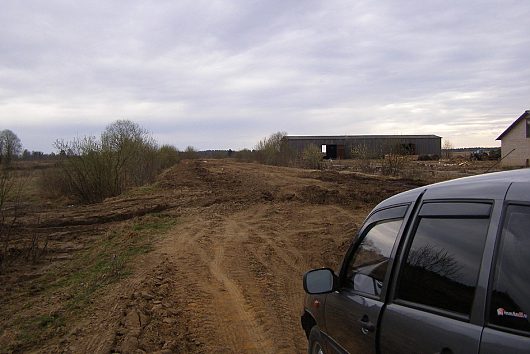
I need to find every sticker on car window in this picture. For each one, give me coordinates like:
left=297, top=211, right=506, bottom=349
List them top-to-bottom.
left=497, top=308, right=528, bottom=319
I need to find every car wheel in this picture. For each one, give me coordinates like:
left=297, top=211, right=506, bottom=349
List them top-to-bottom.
left=308, top=326, right=325, bottom=354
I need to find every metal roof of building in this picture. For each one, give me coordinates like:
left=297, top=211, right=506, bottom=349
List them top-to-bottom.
left=285, top=135, right=441, bottom=140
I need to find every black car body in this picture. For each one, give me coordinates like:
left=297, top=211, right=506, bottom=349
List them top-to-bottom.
left=301, top=168, right=530, bottom=354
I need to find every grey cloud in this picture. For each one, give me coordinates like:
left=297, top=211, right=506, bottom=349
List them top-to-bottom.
left=1, top=0, right=529, bottom=151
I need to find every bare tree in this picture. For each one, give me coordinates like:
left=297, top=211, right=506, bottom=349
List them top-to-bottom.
left=101, top=120, right=159, bottom=187
left=0, top=130, right=22, bottom=165
left=442, top=139, right=454, bottom=160
left=407, top=244, right=462, bottom=280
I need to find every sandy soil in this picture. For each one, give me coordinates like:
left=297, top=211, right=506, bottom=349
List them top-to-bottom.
left=0, top=159, right=422, bottom=353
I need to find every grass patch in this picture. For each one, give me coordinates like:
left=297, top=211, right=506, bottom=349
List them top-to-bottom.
left=4, top=213, right=177, bottom=352
left=132, top=213, right=177, bottom=232
left=60, top=214, right=176, bottom=310
left=5, top=313, right=66, bottom=352
left=36, top=313, right=65, bottom=329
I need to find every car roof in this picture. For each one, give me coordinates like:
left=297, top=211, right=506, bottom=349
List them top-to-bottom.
left=375, top=168, right=530, bottom=210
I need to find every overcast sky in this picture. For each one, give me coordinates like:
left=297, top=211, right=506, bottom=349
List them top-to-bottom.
left=1, top=0, right=529, bottom=152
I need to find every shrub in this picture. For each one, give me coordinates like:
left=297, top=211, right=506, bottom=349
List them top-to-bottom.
left=50, top=120, right=161, bottom=204
left=254, top=131, right=294, bottom=166
left=381, top=142, right=409, bottom=176
left=351, top=143, right=375, bottom=173
left=301, top=144, right=323, bottom=169
left=158, top=145, right=180, bottom=169
left=181, top=146, right=198, bottom=160
left=381, top=154, right=407, bottom=176
left=39, top=164, right=70, bottom=199
left=0, top=166, right=25, bottom=270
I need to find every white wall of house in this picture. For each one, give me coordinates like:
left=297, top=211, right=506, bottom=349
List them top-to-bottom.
left=501, top=117, right=530, bottom=167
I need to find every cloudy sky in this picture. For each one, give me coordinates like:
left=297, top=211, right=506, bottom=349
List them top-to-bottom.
left=1, top=0, right=529, bottom=152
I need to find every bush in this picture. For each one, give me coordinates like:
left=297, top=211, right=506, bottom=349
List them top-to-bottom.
left=50, top=120, right=161, bottom=204
left=100, top=120, right=159, bottom=187
left=255, top=131, right=294, bottom=166
left=381, top=142, right=409, bottom=176
left=351, top=143, right=375, bottom=173
left=301, top=144, right=323, bottom=169
left=158, top=145, right=180, bottom=169
left=181, top=146, right=198, bottom=160
left=381, top=154, right=406, bottom=176
left=39, top=164, right=70, bottom=199
left=0, top=166, right=25, bottom=270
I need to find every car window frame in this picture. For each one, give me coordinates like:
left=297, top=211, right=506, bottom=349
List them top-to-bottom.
left=390, top=199, right=495, bottom=323
left=485, top=201, right=530, bottom=338
left=337, top=203, right=411, bottom=302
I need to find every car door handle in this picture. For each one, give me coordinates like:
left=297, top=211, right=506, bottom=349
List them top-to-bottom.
left=359, top=315, right=375, bottom=334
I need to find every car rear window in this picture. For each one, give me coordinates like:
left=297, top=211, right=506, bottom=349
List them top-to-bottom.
left=396, top=202, right=491, bottom=318
left=489, top=205, right=530, bottom=334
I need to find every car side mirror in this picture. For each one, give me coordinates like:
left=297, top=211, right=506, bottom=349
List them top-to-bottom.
left=303, top=268, right=337, bottom=294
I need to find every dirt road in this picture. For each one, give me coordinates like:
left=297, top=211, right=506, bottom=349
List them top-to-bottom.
left=1, top=160, right=419, bottom=353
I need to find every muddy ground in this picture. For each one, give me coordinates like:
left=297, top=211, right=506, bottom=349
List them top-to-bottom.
left=1, top=159, right=489, bottom=353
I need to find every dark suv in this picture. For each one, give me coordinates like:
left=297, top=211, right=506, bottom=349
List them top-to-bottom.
left=301, top=169, right=530, bottom=354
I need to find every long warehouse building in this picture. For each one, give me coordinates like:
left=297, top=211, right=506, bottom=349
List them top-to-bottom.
left=284, top=135, right=442, bottom=159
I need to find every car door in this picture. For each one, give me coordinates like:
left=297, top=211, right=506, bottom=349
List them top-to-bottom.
left=379, top=201, right=493, bottom=354
left=480, top=203, right=530, bottom=354
left=323, top=204, right=409, bottom=354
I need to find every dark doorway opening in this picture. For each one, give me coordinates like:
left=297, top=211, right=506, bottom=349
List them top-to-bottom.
left=323, top=144, right=345, bottom=159
left=325, top=145, right=337, bottom=159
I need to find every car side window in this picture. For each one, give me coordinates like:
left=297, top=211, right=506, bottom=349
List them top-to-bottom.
left=396, top=203, right=491, bottom=318
left=489, top=205, right=530, bottom=334
left=345, top=218, right=403, bottom=298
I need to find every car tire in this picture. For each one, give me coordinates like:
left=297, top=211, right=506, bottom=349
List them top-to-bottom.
left=308, top=326, right=325, bottom=354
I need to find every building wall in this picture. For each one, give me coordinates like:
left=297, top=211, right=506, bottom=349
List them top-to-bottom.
left=501, top=118, right=530, bottom=167
left=285, top=136, right=441, bottom=158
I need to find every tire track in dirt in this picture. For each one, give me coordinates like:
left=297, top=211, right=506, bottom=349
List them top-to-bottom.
left=205, top=204, right=312, bottom=353
left=147, top=209, right=273, bottom=353
left=204, top=218, right=275, bottom=353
